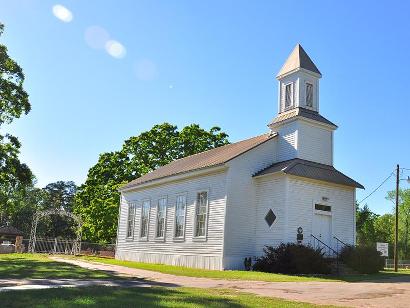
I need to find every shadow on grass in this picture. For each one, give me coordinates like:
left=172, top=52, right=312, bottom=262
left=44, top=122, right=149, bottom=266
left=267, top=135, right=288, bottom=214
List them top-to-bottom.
left=0, top=255, right=113, bottom=280
left=0, top=286, right=315, bottom=308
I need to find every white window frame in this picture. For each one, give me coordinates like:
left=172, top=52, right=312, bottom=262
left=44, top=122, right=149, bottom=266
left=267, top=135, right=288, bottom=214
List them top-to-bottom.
left=284, top=82, right=294, bottom=109
left=305, top=82, right=314, bottom=108
left=193, top=190, right=209, bottom=241
left=173, top=193, right=188, bottom=241
left=155, top=196, right=168, bottom=240
left=139, top=199, right=151, bottom=240
left=126, top=202, right=137, bottom=239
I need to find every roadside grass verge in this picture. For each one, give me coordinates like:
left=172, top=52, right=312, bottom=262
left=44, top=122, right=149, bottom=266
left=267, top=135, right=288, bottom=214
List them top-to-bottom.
left=0, top=254, right=114, bottom=280
left=72, top=255, right=330, bottom=282
left=73, top=256, right=410, bottom=283
left=0, top=286, right=337, bottom=308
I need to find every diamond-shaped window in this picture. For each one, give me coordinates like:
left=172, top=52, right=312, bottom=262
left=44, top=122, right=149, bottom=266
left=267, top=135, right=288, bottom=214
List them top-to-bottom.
left=265, top=209, right=276, bottom=227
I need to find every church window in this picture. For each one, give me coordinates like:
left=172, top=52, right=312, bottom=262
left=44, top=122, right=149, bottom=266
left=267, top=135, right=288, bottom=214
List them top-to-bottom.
left=306, top=82, right=313, bottom=107
left=285, top=83, right=293, bottom=108
left=195, top=191, right=208, bottom=237
left=174, top=194, right=186, bottom=238
left=156, top=197, right=167, bottom=238
left=140, top=200, right=150, bottom=238
left=126, top=202, right=136, bottom=238
left=315, top=204, right=331, bottom=212
left=265, top=209, right=277, bottom=227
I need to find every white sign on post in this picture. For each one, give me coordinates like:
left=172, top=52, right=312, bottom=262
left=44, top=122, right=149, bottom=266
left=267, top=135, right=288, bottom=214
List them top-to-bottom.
left=376, top=242, right=389, bottom=257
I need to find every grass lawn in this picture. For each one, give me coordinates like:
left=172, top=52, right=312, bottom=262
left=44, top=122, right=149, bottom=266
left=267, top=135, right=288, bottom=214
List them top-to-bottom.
left=0, top=254, right=113, bottom=280
left=74, top=255, right=410, bottom=283
left=0, top=286, right=336, bottom=308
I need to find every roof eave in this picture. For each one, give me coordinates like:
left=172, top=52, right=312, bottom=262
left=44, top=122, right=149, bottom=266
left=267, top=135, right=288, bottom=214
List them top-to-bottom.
left=276, top=67, right=322, bottom=80
left=268, top=115, right=337, bottom=130
left=253, top=158, right=364, bottom=189
left=119, top=164, right=228, bottom=193
left=286, top=172, right=364, bottom=189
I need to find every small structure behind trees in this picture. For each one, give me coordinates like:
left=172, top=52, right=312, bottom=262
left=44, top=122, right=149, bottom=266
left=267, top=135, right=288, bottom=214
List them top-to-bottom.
left=0, top=225, right=24, bottom=253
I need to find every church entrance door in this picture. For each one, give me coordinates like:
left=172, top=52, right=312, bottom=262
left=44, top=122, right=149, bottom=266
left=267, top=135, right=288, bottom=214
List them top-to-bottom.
left=312, top=213, right=332, bottom=251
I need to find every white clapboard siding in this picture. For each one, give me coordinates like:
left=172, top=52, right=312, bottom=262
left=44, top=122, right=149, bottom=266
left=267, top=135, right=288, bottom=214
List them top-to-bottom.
left=297, top=121, right=333, bottom=165
left=277, top=122, right=298, bottom=162
left=222, top=138, right=277, bottom=270
left=116, top=170, right=227, bottom=270
left=254, top=174, right=287, bottom=255
left=285, top=176, right=355, bottom=246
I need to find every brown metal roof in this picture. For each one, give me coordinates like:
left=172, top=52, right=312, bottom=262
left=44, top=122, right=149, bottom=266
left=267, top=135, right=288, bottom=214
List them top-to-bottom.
left=277, top=44, right=321, bottom=78
left=269, top=107, right=337, bottom=127
left=121, top=133, right=277, bottom=190
left=254, top=158, right=364, bottom=189
left=0, top=225, right=24, bottom=236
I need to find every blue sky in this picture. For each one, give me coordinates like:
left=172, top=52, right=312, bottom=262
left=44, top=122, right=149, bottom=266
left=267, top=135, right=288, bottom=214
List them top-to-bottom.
left=1, top=0, right=409, bottom=214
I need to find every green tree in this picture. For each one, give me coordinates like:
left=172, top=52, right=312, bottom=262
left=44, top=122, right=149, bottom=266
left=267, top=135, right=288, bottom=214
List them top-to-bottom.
left=0, top=22, right=33, bottom=227
left=0, top=23, right=30, bottom=125
left=75, top=123, right=229, bottom=243
left=35, top=181, right=78, bottom=238
left=42, top=181, right=77, bottom=211
left=1, top=182, right=44, bottom=236
left=387, top=189, right=410, bottom=258
left=356, top=203, right=378, bottom=245
left=373, top=213, right=394, bottom=244
left=373, top=213, right=394, bottom=258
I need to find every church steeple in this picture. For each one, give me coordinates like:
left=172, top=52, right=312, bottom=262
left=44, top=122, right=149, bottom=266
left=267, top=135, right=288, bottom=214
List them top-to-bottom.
left=269, top=44, right=337, bottom=166
left=276, top=44, right=321, bottom=114
left=277, top=44, right=321, bottom=78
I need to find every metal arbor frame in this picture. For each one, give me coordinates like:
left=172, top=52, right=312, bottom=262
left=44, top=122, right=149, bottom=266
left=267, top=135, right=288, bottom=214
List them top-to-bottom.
left=28, top=208, right=82, bottom=254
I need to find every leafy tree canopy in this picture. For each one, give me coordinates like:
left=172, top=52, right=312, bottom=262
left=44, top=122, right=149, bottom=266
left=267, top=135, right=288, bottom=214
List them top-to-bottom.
left=0, top=22, right=34, bottom=228
left=0, top=23, right=31, bottom=125
left=75, top=123, right=229, bottom=243
left=35, top=181, right=78, bottom=238
left=42, top=181, right=77, bottom=211
left=356, top=189, right=410, bottom=259
left=386, top=189, right=410, bottom=258
left=356, top=203, right=379, bottom=245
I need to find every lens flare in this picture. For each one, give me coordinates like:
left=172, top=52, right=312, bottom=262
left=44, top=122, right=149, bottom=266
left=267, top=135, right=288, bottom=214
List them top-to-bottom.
left=52, top=4, right=73, bottom=23
left=84, top=26, right=110, bottom=49
left=105, top=40, right=126, bottom=59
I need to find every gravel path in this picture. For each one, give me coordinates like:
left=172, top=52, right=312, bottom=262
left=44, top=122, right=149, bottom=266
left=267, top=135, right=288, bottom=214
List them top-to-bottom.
left=6, top=256, right=410, bottom=308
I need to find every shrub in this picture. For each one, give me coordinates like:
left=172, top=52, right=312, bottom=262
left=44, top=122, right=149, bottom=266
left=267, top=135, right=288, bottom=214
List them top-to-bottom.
left=252, top=243, right=331, bottom=275
left=339, top=245, right=384, bottom=274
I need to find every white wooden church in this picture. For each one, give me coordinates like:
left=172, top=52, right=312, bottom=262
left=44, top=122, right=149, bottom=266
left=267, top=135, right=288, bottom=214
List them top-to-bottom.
left=116, top=44, right=363, bottom=270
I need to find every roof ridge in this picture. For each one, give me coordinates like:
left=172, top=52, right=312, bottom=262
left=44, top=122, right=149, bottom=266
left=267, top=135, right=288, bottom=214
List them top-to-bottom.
left=121, top=132, right=276, bottom=190
left=169, top=133, right=271, bottom=163
left=289, top=158, right=334, bottom=170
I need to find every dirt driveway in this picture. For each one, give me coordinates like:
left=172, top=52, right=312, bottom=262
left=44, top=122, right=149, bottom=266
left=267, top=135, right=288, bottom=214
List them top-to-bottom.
left=52, top=257, right=410, bottom=308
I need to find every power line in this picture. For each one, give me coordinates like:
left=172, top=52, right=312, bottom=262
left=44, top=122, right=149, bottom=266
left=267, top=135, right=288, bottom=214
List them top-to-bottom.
left=358, top=172, right=395, bottom=204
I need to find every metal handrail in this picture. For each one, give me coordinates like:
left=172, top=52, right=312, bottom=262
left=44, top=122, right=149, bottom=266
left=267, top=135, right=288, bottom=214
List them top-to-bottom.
left=310, top=234, right=339, bottom=257
left=311, top=234, right=340, bottom=275
left=333, top=236, right=348, bottom=248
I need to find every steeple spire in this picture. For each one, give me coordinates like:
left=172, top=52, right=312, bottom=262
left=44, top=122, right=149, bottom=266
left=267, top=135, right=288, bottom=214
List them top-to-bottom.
left=277, top=44, right=321, bottom=78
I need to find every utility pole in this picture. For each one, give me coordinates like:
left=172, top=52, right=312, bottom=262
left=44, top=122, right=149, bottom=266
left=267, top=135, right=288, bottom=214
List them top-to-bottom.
left=394, top=164, right=400, bottom=272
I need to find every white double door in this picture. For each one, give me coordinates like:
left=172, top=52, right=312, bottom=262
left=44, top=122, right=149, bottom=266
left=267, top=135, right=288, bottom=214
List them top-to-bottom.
left=312, top=213, right=332, bottom=248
